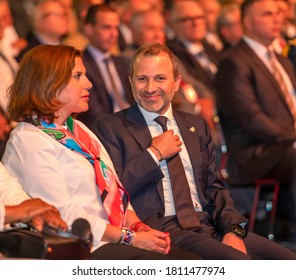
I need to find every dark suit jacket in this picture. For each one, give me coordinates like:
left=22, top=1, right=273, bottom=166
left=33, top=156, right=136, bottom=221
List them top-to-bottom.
left=167, top=39, right=221, bottom=91
left=215, top=39, right=296, bottom=182
left=77, top=48, right=134, bottom=129
left=92, top=103, right=246, bottom=233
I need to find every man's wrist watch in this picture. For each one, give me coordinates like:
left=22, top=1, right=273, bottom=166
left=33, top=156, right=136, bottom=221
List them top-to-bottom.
left=231, top=222, right=248, bottom=238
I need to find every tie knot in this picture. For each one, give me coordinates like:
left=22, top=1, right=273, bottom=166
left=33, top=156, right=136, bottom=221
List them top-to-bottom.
left=195, top=50, right=207, bottom=60
left=103, top=56, right=111, bottom=66
left=154, top=116, right=168, bottom=132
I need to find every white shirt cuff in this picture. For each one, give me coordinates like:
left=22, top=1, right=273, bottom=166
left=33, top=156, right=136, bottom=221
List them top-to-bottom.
left=147, top=148, right=160, bottom=165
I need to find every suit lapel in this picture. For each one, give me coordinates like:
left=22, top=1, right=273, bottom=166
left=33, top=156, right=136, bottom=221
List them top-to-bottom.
left=202, top=39, right=220, bottom=66
left=82, top=48, right=114, bottom=113
left=277, top=54, right=296, bottom=90
left=126, top=104, right=153, bottom=150
left=126, top=104, right=165, bottom=202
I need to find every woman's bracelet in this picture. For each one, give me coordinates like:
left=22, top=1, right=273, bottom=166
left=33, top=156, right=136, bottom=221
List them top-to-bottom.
left=150, top=144, right=163, bottom=161
left=130, top=221, right=150, bottom=232
left=117, top=227, right=126, bottom=244
left=120, top=227, right=136, bottom=246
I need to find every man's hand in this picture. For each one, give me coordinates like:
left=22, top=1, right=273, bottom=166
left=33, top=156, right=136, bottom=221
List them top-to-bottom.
left=150, top=130, right=182, bottom=161
left=5, top=198, right=67, bottom=231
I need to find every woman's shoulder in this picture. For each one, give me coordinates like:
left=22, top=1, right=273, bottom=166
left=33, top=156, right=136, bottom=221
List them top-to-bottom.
left=8, top=122, right=58, bottom=149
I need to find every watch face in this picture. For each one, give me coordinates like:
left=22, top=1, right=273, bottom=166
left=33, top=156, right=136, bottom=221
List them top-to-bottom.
left=232, top=224, right=247, bottom=238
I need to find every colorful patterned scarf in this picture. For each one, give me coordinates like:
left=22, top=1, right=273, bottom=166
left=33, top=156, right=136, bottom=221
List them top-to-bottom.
left=27, top=116, right=127, bottom=227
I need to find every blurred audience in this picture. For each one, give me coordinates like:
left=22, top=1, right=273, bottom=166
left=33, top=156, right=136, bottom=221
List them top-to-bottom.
left=0, top=0, right=18, bottom=159
left=0, top=0, right=27, bottom=58
left=8, top=0, right=34, bottom=38
left=16, top=0, right=69, bottom=62
left=59, top=0, right=79, bottom=41
left=63, top=0, right=92, bottom=50
left=109, top=0, right=151, bottom=52
left=165, top=0, right=222, bottom=148
left=166, top=0, right=220, bottom=97
left=198, top=0, right=223, bottom=51
left=215, top=0, right=296, bottom=236
left=276, top=0, right=296, bottom=70
left=277, top=0, right=296, bottom=40
left=216, top=3, right=243, bottom=52
left=122, top=10, right=166, bottom=57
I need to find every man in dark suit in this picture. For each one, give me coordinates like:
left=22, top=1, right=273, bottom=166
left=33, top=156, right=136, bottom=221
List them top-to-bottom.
left=165, top=0, right=221, bottom=92
left=215, top=0, right=296, bottom=225
left=77, top=4, right=133, bottom=129
left=92, top=42, right=296, bottom=259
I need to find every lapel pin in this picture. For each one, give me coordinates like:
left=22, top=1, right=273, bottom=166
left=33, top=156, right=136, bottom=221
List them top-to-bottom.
left=189, top=127, right=196, bottom=132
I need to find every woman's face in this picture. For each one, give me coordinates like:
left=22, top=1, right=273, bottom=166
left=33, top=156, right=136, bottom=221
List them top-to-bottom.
left=55, top=56, right=92, bottom=124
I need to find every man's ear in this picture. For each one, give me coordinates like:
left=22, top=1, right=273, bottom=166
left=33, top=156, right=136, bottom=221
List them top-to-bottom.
left=174, top=74, right=182, bottom=92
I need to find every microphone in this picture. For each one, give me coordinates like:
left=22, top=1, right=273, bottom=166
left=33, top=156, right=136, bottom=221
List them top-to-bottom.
left=42, top=218, right=93, bottom=248
left=71, top=218, right=93, bottom=248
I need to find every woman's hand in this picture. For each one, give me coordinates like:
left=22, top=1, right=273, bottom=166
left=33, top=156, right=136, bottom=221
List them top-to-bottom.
left=132, top=228, right=171, bottom=255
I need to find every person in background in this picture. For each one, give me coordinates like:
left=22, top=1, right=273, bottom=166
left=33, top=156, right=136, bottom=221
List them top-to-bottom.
left=0, top=0, right=19, bottom=158
left=0, top=0, right=27, bottom=58
left=8, top=0, right=35, bottom=38
left=16, top=0, right=69, bottom=62
left=60, top=0, right=105, bottom=50
left=63, top=0, right=92, bottom=50
left=108, top=0, right=152, bottom=52
left=165, top=0, right=221, bottom=93
left=165, top=0, right=223, bottom=158
left=198, top=0, right=223, bottom=51
left=215, top=0, right=296, bottom=239
left=216, top=3, right=243, bottom=52
left=77, top=4, right=134, bottom=129
left=122, top=9, right=166, bottom=58
left=2, top=44, right=201, bottom=260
